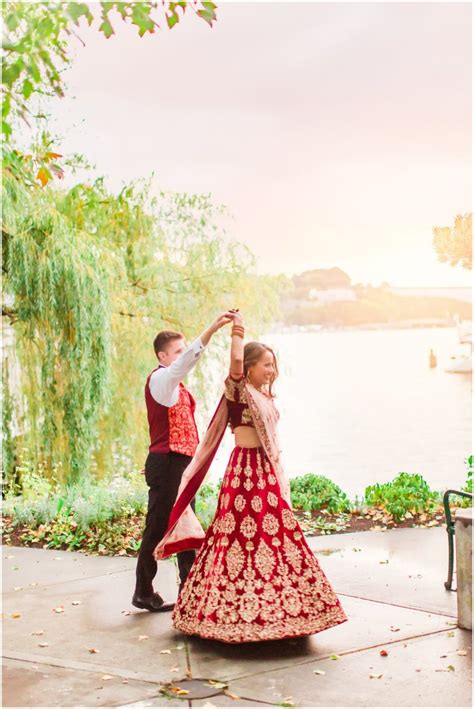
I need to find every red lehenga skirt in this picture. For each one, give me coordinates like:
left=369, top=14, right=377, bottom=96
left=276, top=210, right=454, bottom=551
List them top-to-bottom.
left=172, top=446, right=348, bottom=643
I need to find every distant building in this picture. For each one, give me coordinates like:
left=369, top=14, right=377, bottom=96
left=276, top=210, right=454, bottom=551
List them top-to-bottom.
left=308, top=287, right=356, bottom=303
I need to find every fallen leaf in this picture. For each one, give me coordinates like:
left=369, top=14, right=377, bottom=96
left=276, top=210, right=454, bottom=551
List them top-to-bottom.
left=117, top=550, right=127, bottom=556
left=379, top=559, right=389, bottom=564
left=30, top=582, right=38, bottom=587
left=14, top=586, right=22, bottom=591
left=71, top=601, right=81, bottom=606
left=53, top=607, right=64, bottom=614
left=121, top=610, right=131, bottom=616
left=11, top=612, right=21, bottom=619
left=390, top=626, right=400, bottom=632
left=31, top=630, right=44, bottom=636
left=447, top=631, right=455, bottom=637
left=138, top=635, right=149, bottom=641
left=38, top=642, right=49, bottom=648
left=175, top=644, right=184, bottom=650
left=88, top=648, right=100, bottom=654
left=160, top=649, right=172, bottom=654
left=380, top=649, right=388, bottom=657
left=456, top=650, right=468, bottom=656
left=329, top=654, right=341, bottom=660
left=440, top=654, right=448, bottom=658
left=447, top=665, right=455, bottom=672
left=170, top=666, right=180, bottom=673
left=313, top=669, right=326, bottom=675
left=369, top=673, right=383, bottom=679
left=101, top=675, right=114, bottom=681
left=122, top=680, right=129, bottom=684
left=205, top=680, right=228, bottom=689
left=176, top=689, right=189, bottom=696
left=224, top=690, right=240, bottom=700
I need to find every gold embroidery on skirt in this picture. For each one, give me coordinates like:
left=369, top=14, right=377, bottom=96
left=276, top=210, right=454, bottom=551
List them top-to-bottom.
left=267, top=491, right=278, bottom=507
left=234, top=494, right=246, bottom=512
left=251, top=495, right=263, bottom=513
left=282, top=508, right=297, bottom=530
left=219, top=511, right=236, bottom=535
left=262, top=513, right=279, bottom=535
left=240, top=515, right=257, bottom=539
left=283, top=533, right=303, bottom=574
left=226, top=539, right=245, bottom=580
left=255, top=539, right=276, bottom=579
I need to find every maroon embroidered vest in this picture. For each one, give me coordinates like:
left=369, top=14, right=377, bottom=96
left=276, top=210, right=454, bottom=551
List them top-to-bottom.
left=145, top=368, right=199, bottom=457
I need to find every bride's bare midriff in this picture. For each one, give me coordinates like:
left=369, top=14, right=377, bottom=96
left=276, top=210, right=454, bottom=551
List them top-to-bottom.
left=233, top=426, right=262, bottom=448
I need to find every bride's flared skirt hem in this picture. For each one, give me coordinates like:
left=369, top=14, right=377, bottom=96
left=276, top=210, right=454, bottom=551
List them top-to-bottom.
left=173, top=609, right=348, bottom=644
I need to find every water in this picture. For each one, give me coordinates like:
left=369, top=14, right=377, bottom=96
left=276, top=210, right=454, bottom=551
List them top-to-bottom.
left=209, top=327, right=472, bottom=500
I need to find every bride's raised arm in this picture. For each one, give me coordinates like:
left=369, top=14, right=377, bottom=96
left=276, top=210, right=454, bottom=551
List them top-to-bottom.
left=228, top=310, right=244, bottom=380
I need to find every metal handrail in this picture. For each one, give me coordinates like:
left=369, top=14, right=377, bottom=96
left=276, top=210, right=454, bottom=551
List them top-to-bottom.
left=443, top=488, right=473, bottom=591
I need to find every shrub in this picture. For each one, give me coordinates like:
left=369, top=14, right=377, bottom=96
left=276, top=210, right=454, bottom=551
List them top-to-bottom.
left=364, top=472, right=439, bottom=522
left=290, top=474, right=351, bottom=514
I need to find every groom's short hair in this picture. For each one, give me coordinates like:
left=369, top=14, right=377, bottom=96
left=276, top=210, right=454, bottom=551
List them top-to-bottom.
left=153, top=330, right=184, bottom=357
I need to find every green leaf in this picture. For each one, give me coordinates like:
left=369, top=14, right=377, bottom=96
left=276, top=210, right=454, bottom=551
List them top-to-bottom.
left=115, top=2, right=129, bottom=19
left=67, top=3, right=94, bottom=26
left=131, top=3, right=155, bottom=36
left=197, top=6, right=217, bottom=26
left=166, top=12, right=179, bottom=29
left=5, top=13, right=20, bottom=32
left=37, top=15, right=55, bottom=37
left=99, top=19, right=115, bottom=39
left=3, top=59, right=24, bottom=86
left=28, top=60, right=41, bottom=83
left=22, top=79, right=34, bottom=99
left=2, top=94, right=11, bottom=118
left=2, top=121, right=12, bottom=138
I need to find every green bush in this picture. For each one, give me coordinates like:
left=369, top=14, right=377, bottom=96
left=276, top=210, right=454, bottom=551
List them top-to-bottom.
left=364, top=472, right=440, bottom=522
left=290, top=474, right=352, bottom=514
left=196, top=480, right=220, bottom=529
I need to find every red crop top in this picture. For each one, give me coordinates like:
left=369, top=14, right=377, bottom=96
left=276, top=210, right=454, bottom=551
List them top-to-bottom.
left=224, top=374, right=255, bottom=432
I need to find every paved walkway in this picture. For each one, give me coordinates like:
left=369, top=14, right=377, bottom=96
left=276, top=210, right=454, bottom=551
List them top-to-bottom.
left=2, top=527, right=472, bottom=707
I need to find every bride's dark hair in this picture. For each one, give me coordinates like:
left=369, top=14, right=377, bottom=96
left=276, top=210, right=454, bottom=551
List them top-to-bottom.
left=243, top=342, right=279, bottom=397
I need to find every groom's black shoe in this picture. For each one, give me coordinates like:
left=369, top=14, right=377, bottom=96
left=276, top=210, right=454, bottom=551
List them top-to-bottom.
left=132, top=591, right=175, bottom=613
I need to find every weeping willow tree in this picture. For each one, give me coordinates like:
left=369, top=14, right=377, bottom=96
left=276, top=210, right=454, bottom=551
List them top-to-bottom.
left=2, top=172, right=288, bottom=485
left=2, top=175, right=116, bottom=482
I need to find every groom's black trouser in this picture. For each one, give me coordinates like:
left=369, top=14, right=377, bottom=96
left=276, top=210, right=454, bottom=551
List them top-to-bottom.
left=135, top=451, right=196, bottom=597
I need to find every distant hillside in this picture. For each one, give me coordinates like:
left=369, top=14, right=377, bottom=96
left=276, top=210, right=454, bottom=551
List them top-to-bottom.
left=282, top=270, right=472, bottom=327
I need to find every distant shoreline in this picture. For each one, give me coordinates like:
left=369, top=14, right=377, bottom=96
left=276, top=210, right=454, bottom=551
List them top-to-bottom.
left=270, top=320, right=469, bottom=335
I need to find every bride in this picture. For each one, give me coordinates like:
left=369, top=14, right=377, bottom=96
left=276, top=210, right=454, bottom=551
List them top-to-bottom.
left=154, top=310, right=348, bottom=643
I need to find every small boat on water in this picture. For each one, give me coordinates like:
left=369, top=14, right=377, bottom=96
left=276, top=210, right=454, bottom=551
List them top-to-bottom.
left=445, top=316, right=472, bottom=374
left=445, top=354, right=472, bottom=374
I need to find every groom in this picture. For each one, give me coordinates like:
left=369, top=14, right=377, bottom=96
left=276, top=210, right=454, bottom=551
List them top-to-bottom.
left=132, top=312, right=233, bottom=612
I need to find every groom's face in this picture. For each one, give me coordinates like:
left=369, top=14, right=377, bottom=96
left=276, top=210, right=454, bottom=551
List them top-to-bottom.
left=158, top=337, right=186, bottom=367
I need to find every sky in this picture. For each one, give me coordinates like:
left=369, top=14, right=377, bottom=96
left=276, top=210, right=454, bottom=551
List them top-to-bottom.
left=51, top=1, right=472, bottom=287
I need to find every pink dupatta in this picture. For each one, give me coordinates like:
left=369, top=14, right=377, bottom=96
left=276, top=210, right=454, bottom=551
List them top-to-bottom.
left=153, top=380, right=291, bottom=560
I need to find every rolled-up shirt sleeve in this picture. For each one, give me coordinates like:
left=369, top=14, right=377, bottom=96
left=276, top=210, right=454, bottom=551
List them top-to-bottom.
left=149, top=337, right=206, bottom=407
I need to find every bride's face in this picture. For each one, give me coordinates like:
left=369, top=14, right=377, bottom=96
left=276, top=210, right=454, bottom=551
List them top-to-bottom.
left=247, top=350, right=275, bottom=389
